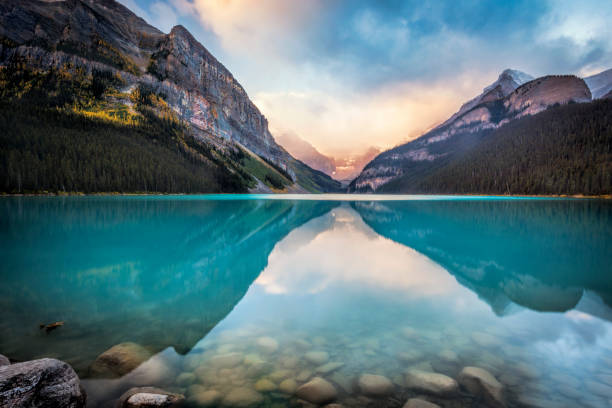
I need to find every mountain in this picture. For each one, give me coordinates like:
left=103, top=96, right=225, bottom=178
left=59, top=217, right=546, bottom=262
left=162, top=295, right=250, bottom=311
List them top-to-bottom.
left=0, top=0, right=341, bottom=193
left=585, top=68, right=612, bottom=99
left=350, top=69, right=598, bottom=193
left=274, top=131, right=336, bottom=176
left=275, top=132, right=380, bottom=182
left=332, top=147, right=381, bottom=182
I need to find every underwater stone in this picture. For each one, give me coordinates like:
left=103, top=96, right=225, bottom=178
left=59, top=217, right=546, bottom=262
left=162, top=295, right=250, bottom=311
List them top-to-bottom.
left=256, top=337, right=279, bottom=354
left=90, top=342, right=152, bottom=377
left=305, top=351, right=329, bottom=365
left=210, top=352, right=243, bottom=369
left=0, top=354, right=9, bottom=366
left=316, top=362, right=344, bottom=374
left=458, top=366, right=505, bottom=407
left=404, top=369, right=458, bottom=396
left=176, top=372, right=196, bottom=387
left=357, top=374, right=394, bottom=396
left=296, top=377, right=337, bottom=405
left=254, top=378, right=277, bottom=392
left=279, top=378, right=298, bottom=394
left=118, top=387, right=184, bottom=407
left=222, top=387, right=264, bottom=407
left=187, top=389, right=221, bottom=406
left=402, top=398, right=441, bottom=408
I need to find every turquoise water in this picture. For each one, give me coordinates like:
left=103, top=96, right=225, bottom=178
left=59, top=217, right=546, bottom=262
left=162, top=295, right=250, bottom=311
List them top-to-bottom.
left=1, top=196, right=611, bottom=408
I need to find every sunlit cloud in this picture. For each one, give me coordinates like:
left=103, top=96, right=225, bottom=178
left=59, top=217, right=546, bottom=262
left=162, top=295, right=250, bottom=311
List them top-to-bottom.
left=120, top=0, right=612, bottom=158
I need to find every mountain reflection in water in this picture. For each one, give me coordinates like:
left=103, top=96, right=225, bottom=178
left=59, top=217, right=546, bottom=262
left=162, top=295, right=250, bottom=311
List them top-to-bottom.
left=0, top=196, right=611, bottom=408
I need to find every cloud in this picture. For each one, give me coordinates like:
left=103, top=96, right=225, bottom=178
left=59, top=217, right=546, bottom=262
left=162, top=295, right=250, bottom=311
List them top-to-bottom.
left=122, top=0, right=612, bottom=158
left=255, top=76, right=477, bottom=158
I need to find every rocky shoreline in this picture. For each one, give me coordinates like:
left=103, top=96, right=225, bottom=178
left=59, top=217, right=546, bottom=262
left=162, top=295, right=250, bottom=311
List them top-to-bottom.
left=0, top=338, right=508, bottom=408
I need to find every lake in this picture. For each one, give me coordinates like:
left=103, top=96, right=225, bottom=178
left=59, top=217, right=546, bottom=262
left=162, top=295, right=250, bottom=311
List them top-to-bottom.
left=1, top=195, right=611, bottom=408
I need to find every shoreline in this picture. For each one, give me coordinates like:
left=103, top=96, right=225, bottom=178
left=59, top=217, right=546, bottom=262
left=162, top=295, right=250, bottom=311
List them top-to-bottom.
left=1, top=192, right=610, bottom=199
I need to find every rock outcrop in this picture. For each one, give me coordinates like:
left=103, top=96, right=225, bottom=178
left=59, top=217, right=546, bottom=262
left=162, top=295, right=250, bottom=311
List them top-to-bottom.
left=0, top=0, right=340, bottom=193
left=350, top=69, right=594, bottom=192
left=0, top=358, right=86, bottom=408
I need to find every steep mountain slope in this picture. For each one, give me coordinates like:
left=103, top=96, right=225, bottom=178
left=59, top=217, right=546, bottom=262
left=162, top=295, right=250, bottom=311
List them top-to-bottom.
left=0, top=0, right=340, bottom=193
left=585, top=68, right=612, bottom=99
left=350, top=70, right=594, bottom=192
left=379, top=99, right=612, bottom=195
left=274, top=132, right=336, bottom=176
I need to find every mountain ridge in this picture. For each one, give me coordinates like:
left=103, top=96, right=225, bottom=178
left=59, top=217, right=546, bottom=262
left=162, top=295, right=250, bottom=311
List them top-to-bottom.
left=0, top=0, right=341, bottom=193
left=350, top=68, right=605, bottom=193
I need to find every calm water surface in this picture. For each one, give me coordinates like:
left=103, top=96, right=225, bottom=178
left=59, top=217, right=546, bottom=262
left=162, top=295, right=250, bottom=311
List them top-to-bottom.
left=1, top=196, right=611, bottom=408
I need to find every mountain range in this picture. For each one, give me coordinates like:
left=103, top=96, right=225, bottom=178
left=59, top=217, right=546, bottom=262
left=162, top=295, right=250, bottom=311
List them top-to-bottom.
left=0, top=0, right=341, bottom=193
left=350, top=68, right=612, bottom=195
left=275, top=131, right=380, bottom=182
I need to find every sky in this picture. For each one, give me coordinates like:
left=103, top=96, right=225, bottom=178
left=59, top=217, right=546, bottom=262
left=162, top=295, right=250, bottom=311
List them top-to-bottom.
left=118, top=0, right=612, bottom=159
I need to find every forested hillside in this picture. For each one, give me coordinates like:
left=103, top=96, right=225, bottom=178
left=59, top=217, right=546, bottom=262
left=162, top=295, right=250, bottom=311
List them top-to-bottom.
left=0, top=61, right=291, bottom=194
left=378, top=100, right=612, bottom=195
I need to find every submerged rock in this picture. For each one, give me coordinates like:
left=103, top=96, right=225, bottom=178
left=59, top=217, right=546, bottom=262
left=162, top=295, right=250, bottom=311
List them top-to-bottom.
left=256, top=337, right=279, bottom=354
left=90, top=342, right=152, bottom=377
left=305, top=351, right=329, bottom=365
left=210, top=352, right=244, bottom=369
left=0, top=354, right=9, bottom=366
left=0, top=358, right=86, bottom=407
left=316, top=362, right=344, bottom=374
left=458, top=366, right=505, bottom=407
left=404, top=369, right=458, bottom=396
left=175, top=372, right=196, bottom=387
left=357, top=374, right=394, bottom=396
left=296, top=377, right=337, bottom=405
left=254, top=378, right=277, bottom=392
left=279, top=378, right=298, bottom=394
left=118, top=387, right=184, bottom=407
left=222, top=387, right=264, bottom=407
left=187, top=389, right=221, bottom=406
left=402, top=398, right=441, bottom=408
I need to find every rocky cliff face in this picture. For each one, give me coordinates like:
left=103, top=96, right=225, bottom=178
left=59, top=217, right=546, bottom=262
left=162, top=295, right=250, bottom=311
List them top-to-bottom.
left=0, top=0, right=339, bottom=191
left=350, top=70, right=593, bottom=192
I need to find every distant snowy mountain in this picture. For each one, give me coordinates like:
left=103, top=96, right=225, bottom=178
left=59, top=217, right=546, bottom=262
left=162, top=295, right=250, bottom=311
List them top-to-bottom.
left=437, top=69, right=533, bottom=130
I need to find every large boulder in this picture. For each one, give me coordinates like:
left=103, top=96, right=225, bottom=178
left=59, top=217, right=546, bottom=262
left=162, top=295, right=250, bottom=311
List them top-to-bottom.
left=90, top=342, right=152, bottom=378
left=0, top=354, right=9, bottom=366
left=0, top=358, right=86, bottom=407
left=458, top=366, right=505, bottom=407
left=404, top=370, right=458, bottom=396
left=357, top=374, right=394, bottom=396
left=295, top=377, right=337, bottom=405
left=117, top=387, right=184, bottom=408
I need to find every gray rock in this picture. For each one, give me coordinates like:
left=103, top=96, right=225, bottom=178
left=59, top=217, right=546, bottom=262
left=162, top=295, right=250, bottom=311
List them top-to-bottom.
left=90, top=342, right=152, bottom=378
left=305, top=351, right=329, bottom=365
left=0, top=354, right=9, bottom=366
left=0, top=358, right=86, bottom=407
left=316, top=362, right=344, bottom=374
left=458, top=366, right=505, bottom=407
left=404, top=369, right=458, bottom=396
left=357, top=374, right=394, bottom=397
left=296, top=377, right=337, bottom=405
left=117, top=387, right=184, bottom=407
left=222, top=387, right=264, bottom=407
left=403, top=398, right=441, bottom=408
